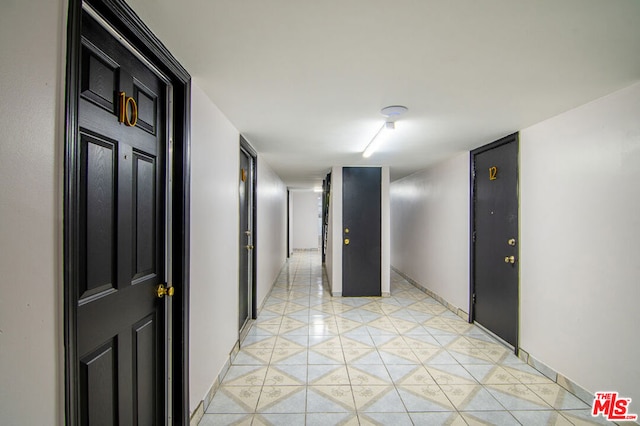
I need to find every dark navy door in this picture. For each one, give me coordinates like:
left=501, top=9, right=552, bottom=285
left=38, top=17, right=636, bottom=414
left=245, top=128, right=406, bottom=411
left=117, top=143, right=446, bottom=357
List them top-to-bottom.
left=76, top=11, right=167, bottom=424
left=472, top=134, right=519, bottom=348
left=342, top=167, right=381, bottom=297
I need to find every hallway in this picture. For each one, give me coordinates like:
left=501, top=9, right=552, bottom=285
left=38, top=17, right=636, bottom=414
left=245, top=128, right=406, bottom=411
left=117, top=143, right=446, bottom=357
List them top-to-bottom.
left=200, top=251, right=600, bottom=426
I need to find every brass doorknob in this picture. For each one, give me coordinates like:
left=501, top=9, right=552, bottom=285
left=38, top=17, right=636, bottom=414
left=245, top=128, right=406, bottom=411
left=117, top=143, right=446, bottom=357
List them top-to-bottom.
left=344, top=238, right=350, bottom=245
left=245, top=245, right=254, bottom=250
left=504, top=255, right=515, bottom=264
left=156, top=284, right=175, bottom=298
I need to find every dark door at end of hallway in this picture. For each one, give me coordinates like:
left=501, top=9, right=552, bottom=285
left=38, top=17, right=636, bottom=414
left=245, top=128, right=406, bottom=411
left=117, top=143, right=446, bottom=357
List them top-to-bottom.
left=472, top=134, right=519, bottom=348
left=239, top=147, right=254, bottom=330
left=342, top=167, right=381, bottom=297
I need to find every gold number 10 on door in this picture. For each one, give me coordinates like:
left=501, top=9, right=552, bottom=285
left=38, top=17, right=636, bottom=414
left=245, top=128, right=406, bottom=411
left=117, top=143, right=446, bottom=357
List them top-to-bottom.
left=118, top=91, right=138, bottom=127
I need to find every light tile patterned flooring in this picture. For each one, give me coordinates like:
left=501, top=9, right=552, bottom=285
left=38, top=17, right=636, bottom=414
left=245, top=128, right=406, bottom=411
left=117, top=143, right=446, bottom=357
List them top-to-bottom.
left=201, top=251, right=604, bottom=426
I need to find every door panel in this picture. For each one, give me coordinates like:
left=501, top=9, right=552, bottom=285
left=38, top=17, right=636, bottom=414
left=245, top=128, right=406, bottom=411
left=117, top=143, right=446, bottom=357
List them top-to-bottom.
left=76, top=11, right=165, bottom=424
left=80, top=134, right=117, bottom=300
left=472, top=135, right=519, bottom=348
left=133, top=152, right=157, bottom=280
left=342, top=167, right=381, bottom=297
left=133, top=314, right=156, bottom=423
left=79, top=339, right=117, bottom=425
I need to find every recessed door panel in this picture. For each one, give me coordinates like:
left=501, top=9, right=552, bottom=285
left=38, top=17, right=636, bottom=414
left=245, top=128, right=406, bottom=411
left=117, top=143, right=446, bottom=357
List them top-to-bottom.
left=80, top=133, right=117, bottom=301
left=133, top=152, right=156, bottom=281
left=133, top=314, right=156, bottom=425
left=80, top=339, right=117, bottom=425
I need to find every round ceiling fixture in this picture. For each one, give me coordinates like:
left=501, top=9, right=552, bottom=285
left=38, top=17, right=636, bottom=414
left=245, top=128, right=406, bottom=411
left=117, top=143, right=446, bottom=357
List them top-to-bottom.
left=380, top=105, right=408, bottom=118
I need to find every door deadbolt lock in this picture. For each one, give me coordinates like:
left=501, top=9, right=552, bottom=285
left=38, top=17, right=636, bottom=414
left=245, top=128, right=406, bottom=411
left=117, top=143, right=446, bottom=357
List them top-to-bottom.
left=344, top=228, right=349, bottom=234
left=344, top=238, right=350, bottom=245
left=508, top=238, right=516, bottom=246
left=245, top=244, right=254, bottom=250
left=504, top=255, right=515, bottom=264
left=156, top=284, right=175, bottom=298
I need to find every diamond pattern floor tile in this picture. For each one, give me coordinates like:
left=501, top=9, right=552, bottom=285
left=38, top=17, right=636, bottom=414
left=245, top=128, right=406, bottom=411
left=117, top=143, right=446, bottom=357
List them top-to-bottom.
left=200, top=251, right=596, bottom=425
left=264, top=365, right=307, bottom=386
left=396, top=384, right=456, bottom=412
left=307, top=385, right=356, bottom=412
left=352, top=385, right=405, bottom=413
left=206, top=386, right=261, bottom=413
left=256, top=386, right=306, bottom=413
left=306, top=412, right=359, bottom=426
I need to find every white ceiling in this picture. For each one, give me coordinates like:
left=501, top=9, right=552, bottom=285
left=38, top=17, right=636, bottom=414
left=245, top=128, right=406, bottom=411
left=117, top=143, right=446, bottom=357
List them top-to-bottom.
left=128, top=0, right=640, bottom=188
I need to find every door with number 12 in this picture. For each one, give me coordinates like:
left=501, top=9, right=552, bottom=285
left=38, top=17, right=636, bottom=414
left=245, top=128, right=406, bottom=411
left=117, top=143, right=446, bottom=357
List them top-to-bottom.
left=471, top=134, right=519, bottom=349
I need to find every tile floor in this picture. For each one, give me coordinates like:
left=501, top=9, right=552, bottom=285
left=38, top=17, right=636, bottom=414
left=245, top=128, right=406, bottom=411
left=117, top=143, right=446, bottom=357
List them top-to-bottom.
left=200, top=251, right=606, bottom=426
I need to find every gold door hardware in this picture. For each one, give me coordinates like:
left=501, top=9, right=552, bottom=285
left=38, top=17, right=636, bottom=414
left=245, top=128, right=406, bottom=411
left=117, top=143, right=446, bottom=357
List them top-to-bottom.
left=344, top=228, right=349, bottom=233
left=245, top=230, right=251, bottom=236
left=344, top=238, right=350, bottom=245
left=508, top=238, right=516, bottom=246
left=245, top=244, right=254, bottom=250
left=504, top=255, right=515, bottom=264
left=156, top=284, right=174, bottom=298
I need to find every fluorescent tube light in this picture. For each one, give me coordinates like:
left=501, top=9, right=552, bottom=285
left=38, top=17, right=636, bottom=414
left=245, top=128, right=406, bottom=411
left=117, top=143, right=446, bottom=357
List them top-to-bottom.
left=362, top=121, right=395, bottom=158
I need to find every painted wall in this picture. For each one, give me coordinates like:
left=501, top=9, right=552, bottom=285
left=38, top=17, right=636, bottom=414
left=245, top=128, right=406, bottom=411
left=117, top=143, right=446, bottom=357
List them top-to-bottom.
left=0, top=0, right=66, bottom=423
left=0, top=2, right=288, bottom=420
left=189, top=82, right=242, bottom=413
left=519, top=82, right=640, bottom=404
left=389, top=83, right=640, bottom=403
left=190, top=95, right=287, bottom=414
left=390, top=153, right=470, bottom=312
left=256, top=157, right=288, bottom=310
left=325, top=166, right=342, bottom=294
left=381, top=166, right=391, bottom=297
left=288, top=190, right=294, bottom=256
left=291, top=191, right=320, bottom=249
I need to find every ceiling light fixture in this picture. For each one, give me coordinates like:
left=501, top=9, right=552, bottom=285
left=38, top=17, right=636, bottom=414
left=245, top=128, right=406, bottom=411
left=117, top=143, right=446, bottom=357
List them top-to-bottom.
left=362, top=105, right=408, bottom=158
left=363, top=121, right=395, bottom=158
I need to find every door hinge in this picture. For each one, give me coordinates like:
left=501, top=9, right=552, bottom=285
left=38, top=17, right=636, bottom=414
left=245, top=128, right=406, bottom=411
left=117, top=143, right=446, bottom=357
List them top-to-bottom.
left=472, top=231, right=476, bottom=243
left=472, top=293, right=476, bottom=304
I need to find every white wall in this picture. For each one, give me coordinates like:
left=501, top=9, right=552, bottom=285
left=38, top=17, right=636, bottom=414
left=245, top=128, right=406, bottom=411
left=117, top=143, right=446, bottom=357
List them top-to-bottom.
left=0, top=0, right=66, bottom=423
left=0, top=2, right=288, bottom=420
left=189, top=82, right=242, bottom=413
left=520, top=82, right=640, bottom=404
left=389, top=83, right=640, bottom=403
left=190, top=93, right=288, bottom=414
left=390, top=153, right=470, bottom=312
left=256, top=157, right=288, bottom=309
left=325, top=166, right=342, bottom=294
left=381, top=166, right=391, bottom=296
left=288, top=190, right=293, bottom=256
left=291, top=191, right=320, bottom=249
